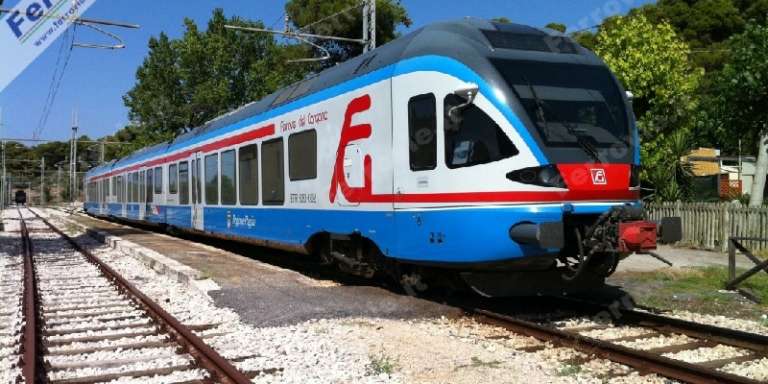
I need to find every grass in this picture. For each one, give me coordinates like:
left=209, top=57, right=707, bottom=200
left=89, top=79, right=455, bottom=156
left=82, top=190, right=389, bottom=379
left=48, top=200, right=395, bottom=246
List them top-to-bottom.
left=614, top=266, right=768, bottom=321
left=366, top=353, right=397, bottom=376
left=557, top=363, right=582, bottom=376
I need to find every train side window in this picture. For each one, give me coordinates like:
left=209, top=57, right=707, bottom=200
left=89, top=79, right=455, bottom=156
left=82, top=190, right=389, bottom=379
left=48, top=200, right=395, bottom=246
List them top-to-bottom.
left=408, top=93, right=437, bottom=171
left=444, top=95, right=519, bottom=169
left=288, top=129, right=317, bottom=181
left=261, top=138, right=284, bottom=205
left=239, top=144, right=259, bottom=205
left=221, top=150, right=236, bottom=205
left=205, top=153, right=219, bottom=205
left=179, top=161, right=190, bottom=205
left=169, top=164, right=178, bottom=194
left=154, top=166, right=163, bottom=194
left=146, top=169, right=154, bottom=203
left=139, top=171, right=145, bottom=203
left=133, top=172, right=140, bottom=202
left=128, top=173, right=134, bottom=202
left=110, top=177, right=115, bottom=199
left=115, top=177, right=121, bottom=203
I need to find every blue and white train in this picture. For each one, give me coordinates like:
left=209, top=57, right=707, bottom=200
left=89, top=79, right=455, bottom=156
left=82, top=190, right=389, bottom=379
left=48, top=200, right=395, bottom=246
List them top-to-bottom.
left=85, top=19, right=680, bottom=296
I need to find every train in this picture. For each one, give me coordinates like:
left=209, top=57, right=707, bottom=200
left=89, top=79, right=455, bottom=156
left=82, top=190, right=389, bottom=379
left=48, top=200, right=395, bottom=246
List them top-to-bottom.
left=84, top=19, right=681, bottom=296
left=15, top=190, right=27, bottom=206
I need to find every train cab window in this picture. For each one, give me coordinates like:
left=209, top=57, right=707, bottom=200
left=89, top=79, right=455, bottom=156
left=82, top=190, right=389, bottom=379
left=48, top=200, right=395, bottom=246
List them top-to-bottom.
left=408, top=94, right=437, bottom=171
left=444, top=94, right=519, bottom=168
left=288, top=130, right=317, bottom=181
left=261, top=138, right=284, bottom=205
left=239, top=144, right=259, bottom=205
left=221, top=150, right=236, bottom=205
left=205, top=153, right=219, bottom=205
left=179, top=161, right=189, bottom=205
left=169, top=164, right=178, bottom=194
left=154, top=167, right=162, bottom=195
left=146, top=169, right=154, bottom=203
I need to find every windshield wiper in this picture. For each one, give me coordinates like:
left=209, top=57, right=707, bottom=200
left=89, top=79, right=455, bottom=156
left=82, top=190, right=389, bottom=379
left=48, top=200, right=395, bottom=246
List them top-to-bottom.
left=522, top=78, right=603, bottom=163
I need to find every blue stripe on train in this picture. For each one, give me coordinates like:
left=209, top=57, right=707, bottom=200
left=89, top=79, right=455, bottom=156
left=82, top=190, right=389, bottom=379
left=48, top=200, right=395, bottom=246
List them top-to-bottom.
left=85, top=202, right=634, bottom=263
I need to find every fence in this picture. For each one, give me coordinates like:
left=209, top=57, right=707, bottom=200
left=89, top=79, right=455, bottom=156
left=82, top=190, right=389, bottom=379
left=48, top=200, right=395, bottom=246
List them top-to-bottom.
left=646, top=202, right=768, bottom=252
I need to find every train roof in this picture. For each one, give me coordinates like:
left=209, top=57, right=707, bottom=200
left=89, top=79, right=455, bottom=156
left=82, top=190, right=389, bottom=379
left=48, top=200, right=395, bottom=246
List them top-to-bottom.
left=88, top=18, right=600, bottom=178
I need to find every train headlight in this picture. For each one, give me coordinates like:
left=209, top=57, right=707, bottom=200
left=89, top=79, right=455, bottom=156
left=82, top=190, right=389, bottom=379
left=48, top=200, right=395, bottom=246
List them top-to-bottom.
left=506, top=165, right=566, bottom=188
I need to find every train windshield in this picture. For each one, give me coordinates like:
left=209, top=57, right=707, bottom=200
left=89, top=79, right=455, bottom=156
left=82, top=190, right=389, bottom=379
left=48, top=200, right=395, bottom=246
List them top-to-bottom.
left=493, top=59, right=630, bottom=158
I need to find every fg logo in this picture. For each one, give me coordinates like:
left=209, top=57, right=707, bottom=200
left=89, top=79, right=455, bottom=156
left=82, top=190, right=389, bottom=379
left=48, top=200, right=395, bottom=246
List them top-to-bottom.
left=590, top=169, right=607, bottom=185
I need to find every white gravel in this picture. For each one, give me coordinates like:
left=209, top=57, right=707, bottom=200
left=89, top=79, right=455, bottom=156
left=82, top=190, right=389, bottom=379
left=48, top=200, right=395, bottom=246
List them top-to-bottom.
left=0, top=212, right=24, bottom=383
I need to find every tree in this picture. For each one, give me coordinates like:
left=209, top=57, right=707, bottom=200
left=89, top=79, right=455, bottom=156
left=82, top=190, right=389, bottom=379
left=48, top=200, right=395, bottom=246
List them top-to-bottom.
left=284, top=0, right=410, bottom=66
left=630, top=0, right=767, bottom=70
left=123, top=9, right=308, bottom=149
left=594, top=15, right=702, bottom=201
left=491, top=17, right=511, bottom=24
left=545, top=22, right=566, bottom=33
left=705, top=23, right=768, bottom=206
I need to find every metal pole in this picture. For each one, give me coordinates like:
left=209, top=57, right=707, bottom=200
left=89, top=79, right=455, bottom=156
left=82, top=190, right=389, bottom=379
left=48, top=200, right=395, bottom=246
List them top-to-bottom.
left=362, top=0, right=369, bottom=53
left=365, top=0, right=376, bottom=52
left=70, top=109, right=78, bottom=204
left=100, top=140, right=105, bottom=164
left=40, top=157, right=45, bottom=206
left=57, top=166, right=61, bottom=203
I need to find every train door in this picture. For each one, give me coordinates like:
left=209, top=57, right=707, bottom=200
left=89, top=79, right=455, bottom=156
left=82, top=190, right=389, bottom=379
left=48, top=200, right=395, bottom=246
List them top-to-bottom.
left=392, top=88, right=439, bottom=209
left=191, top=153, right=204, bottom=231
left=138, top=169, right=146, bottom=220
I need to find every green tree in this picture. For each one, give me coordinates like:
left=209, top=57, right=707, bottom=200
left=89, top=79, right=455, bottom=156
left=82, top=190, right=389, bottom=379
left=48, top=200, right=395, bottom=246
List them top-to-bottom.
left=284, top=0, right=410, bottom=66
left=630, top=0, right=768, bottom=70
left=123, top=9, right=307, bottom=152
left=595, top=15, right=702, bottom=201
left=491, top=17, right=511, bottom=24
left=545, top=22, right=566, bottom=33
left=705, top=23, right=768, bottom=205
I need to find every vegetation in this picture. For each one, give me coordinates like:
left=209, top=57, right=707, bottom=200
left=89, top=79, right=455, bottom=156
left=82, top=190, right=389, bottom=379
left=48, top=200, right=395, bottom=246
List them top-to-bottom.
left=613, top=267, right=768, bottom=321
left=366, top=352, right=397, bottom=375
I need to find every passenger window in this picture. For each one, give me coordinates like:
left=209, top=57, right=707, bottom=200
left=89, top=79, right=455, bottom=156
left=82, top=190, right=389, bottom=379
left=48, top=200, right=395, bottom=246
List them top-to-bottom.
left=408, top=94, right=437, bottom=171
left=444, top=95, right=519, bottom=168
left=288, top=130, right=317, bottom=181
left=261, top=138, right=284, bottom=205
left=239, top=144, right=259, bottom=205
left=221, top=150, right=236, bottom=205
left=205, top=153, right=219, bottom=205
left=179, top=161, right=190, bottom=205
left=169, top=164, right=178, bottom=194
left=154, top=167, right=163, bottom=194
left=147, top=169, right=154, bottom=203
left=139, top=171, right=145, bottom=203
left=133, top=172, right=140, bottom=202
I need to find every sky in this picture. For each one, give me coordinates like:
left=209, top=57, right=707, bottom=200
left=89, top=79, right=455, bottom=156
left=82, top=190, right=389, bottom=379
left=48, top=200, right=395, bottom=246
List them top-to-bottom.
left=0, top=0, right=656, bottom=143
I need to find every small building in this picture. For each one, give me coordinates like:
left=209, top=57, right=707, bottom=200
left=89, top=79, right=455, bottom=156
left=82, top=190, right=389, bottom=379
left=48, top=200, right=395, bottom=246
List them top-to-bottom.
left=683, top=147, right=762, bottom=200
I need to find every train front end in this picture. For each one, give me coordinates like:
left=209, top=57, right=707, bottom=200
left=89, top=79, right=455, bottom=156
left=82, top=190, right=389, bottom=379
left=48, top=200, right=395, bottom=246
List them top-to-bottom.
left=437, top=22, right=682, bottom=296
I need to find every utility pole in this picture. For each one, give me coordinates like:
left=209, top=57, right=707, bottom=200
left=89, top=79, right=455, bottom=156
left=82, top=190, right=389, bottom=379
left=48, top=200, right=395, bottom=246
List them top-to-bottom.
left=363, top=0, right=376, bottom=53
left=70, top=109, right=78, bottom=204
left=100, top=140, right=105, bottom=164
left=40, top=157, right=45, bottom=206
left=57, top=165, right=62, bottom=203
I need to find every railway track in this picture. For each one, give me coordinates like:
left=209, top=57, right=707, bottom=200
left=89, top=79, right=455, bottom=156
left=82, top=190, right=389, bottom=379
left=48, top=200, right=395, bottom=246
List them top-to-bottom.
left=10, top=207, right=253, bottom=384
left=464, top=297, right=768, bottom=383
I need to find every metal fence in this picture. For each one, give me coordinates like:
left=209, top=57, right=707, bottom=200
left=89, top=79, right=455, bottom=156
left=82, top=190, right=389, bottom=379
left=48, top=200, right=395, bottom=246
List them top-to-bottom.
left=646, top=202, right=768, bottom=252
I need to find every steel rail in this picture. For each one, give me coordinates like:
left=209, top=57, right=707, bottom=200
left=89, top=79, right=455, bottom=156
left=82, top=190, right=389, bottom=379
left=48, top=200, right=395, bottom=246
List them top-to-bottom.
left=18, top=207, right=39, bottom=384
left=25, top=208, right=252, bottom=384
left=560, top=298, right=768, bottom=353
left=471, top=308, right=762, bottom=384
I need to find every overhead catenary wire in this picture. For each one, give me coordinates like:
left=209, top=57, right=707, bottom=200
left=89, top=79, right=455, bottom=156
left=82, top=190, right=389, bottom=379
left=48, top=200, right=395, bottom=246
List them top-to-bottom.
left=297, top=1, right=366, bottom=33
left=35, top=25, right=76, bottom=140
